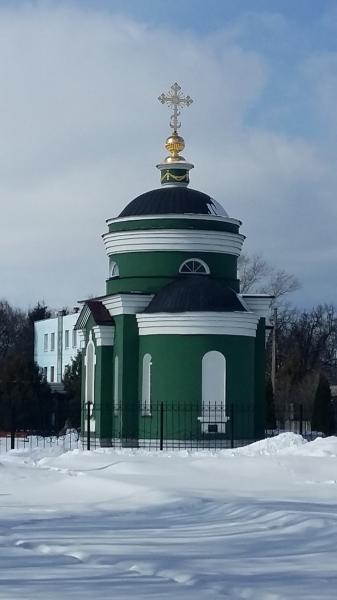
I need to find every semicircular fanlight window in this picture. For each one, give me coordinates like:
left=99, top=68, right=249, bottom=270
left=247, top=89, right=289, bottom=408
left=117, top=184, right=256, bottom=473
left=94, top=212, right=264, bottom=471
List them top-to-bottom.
left=179, top=258, right=210, bottom=275
left=110, top=262, right=120, bottom=278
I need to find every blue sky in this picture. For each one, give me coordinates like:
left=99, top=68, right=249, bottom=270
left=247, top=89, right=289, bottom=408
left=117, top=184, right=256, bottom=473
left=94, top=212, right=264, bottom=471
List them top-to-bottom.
left=1, top=0, right=337, bottom=309
left=79, top=0, right=335, bottom=32
left=98, top=0, right=337, bottom=136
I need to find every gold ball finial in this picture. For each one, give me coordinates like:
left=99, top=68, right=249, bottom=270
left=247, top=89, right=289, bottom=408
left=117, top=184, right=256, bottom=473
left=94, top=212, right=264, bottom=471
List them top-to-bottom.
left=164, top=132, right=186, bottom=163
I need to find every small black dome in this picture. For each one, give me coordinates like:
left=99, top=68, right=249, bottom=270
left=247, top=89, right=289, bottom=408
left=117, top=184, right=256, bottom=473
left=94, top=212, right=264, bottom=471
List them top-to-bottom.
left=118, top=186, right=227, bottom=218
left=145, top=277, right=246, bottom=313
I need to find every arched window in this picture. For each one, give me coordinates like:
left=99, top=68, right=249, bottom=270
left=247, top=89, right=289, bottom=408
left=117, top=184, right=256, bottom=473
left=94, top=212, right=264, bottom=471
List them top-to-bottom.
left=179, top=258, right=210, bottom=275
left=110, top=261, right=120, bottom=278
left=84, top=333, right=96, bottom=432
left=200, top=351, right=227, bottom=433
left=141, top=353, right=152, bottom=416
left=114, top=355, right=119, bottom=415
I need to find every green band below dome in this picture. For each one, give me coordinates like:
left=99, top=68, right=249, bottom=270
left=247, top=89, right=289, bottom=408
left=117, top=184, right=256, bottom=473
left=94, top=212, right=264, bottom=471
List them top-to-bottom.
left=161, top=168, right=189, bottom=185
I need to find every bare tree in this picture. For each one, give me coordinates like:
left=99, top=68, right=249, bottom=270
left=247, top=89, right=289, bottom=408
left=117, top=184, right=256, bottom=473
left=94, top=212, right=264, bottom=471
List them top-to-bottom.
left=238, top=252, right=300, bottom=300
left=261, top=269, right=299, bottom=299
left=270, top=304, right=337, bottom=426
left=276, top=304, right=337, bottom=380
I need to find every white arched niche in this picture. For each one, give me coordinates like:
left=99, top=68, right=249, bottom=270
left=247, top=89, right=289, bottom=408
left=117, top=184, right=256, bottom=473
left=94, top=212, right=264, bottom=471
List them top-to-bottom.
left=84, top=332, right=96, bottom=432
left=199, top=351, right=228, bottom=433
left=141, top=353, right=152, bottom=416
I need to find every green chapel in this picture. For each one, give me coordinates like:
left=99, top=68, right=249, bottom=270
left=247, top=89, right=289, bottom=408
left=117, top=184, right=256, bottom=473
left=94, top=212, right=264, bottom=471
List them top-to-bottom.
left=75, top=83, right=272, bottom=448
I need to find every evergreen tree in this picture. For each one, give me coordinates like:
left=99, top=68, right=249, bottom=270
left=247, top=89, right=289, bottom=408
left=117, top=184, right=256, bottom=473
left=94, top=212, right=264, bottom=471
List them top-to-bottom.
left=0, top=300, right=28, bottom=358
left=0, top=300, right=53, bottom=433
left=26, top=301, right=51, bottom=354
left=28, top=301, right=51, bottom=325
left=63, top=352, right=82, bottom=429
left=0, top=353, right=52, bottom=432
left=311, top=373, right=335, bottom=435
left=265, top=377, right=276, bottom=430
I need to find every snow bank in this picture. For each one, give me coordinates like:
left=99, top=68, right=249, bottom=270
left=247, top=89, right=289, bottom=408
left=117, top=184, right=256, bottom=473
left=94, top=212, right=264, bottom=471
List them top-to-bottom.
left=1, top=432, right=337, bottom=599
left=4, top=432, right=337, bottom=462
left=233, top=432, right=307, bottom=456
left=233, top=433, right=337, bottom=457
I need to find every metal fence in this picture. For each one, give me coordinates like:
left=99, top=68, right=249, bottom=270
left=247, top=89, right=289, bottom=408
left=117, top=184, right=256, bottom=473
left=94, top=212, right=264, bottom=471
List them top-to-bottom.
left=0, top=401, right=324, bottom=454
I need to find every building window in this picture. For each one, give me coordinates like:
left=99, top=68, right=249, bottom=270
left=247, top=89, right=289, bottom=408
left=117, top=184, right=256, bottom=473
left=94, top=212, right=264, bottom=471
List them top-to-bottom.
left=179, top=258, right=210, bottom=275
left=110, top=261, right=120, bottom=278
left=65, top=330, right=69, bottom=349
left=72, top=330, right=77, bottom=348
left=50, top=332, right=55, bottom=351
left=44, top=333, right=48, bottom=351
left=200, top=351, right=227, bottom=433
left=141, top=353, right=152, bottom=416
left=114, top=355, right=119, bottom=415
left=50, top=366, right=55, bottom=383
left=43, top=367, right=48, bottom=380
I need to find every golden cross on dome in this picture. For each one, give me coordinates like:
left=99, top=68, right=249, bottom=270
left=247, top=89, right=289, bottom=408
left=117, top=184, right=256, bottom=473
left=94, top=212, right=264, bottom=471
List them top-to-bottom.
left=158, top=83, right=193, bottom=132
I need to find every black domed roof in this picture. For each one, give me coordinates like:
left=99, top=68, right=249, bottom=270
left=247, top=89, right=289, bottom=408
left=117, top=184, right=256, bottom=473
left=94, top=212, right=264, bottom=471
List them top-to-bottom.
left=118, top=186, right=228, bottom=218
left=145, top=277, right=246, bottom=313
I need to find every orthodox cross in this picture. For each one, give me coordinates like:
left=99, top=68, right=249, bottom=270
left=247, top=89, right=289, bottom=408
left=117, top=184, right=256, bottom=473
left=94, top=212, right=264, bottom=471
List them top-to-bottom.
left=158, top=83, right=193, bottom=132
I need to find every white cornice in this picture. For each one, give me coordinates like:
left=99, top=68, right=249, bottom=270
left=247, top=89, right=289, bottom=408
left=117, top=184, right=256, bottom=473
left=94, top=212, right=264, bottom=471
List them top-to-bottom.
left=106, top=214, right=242, bottom=226
left=103, top=229, right=245, bottom=257
left=102, top=294, right=153, bottom=316
left=240, top=295, right=274, bottom=325
left=136, top=312, right=259, bottom=337
left=92, top=325, right=115, bottom=347
left=77, top=330, right=86, bottom=349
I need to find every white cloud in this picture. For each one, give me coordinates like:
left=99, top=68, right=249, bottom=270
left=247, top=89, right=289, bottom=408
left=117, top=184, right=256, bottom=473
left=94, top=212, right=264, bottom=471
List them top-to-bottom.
left=0, top=3, right=335, bottom=309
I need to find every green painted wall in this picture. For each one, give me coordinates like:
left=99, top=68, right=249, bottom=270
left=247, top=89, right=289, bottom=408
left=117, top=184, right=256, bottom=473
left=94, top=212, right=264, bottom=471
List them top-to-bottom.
left=108, top=217, right=240, bottom=234
left=106, top=251, right=239, bottom=295
left=80, top=313, right=266, bottom=445
left=112, top=315, right=140, bottom=444
left=80, top=316, right=114, bottom=445
left=138, top=334, right=256, bottom=442
left=95, top=346, right=114, bottom=443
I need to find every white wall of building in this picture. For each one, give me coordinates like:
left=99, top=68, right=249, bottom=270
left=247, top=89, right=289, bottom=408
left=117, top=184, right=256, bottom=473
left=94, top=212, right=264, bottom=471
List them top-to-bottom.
left=34, top=312, right=84, bottom=384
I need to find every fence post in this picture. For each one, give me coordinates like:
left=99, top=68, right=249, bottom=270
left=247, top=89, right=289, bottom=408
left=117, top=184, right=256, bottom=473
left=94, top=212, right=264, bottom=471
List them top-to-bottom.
left=10, top=398, right=15, bottom=450
left=87, top=401, right=91, bottom=451
left=159, top=402, right=164, bottom=451
left=230, top=403, right=234, bottom=449
left=299, top=403, right=303, bottom=437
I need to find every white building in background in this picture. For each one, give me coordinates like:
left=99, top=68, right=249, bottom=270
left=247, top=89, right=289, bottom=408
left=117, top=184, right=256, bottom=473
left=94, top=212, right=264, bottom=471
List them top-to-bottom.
left=34, top=311, right=84, bottom=386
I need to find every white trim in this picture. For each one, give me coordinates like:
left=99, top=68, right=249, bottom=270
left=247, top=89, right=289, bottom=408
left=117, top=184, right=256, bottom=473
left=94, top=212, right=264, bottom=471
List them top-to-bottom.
left=156, top=161, right=194, bottom=171
left=107, top=214, right=241, bottom=226
left=103, top=229, right=245, bottom=257
left=241, top=293, right=274, bottom=297
left=102, top=294, right=153, bottom=316
left=240, top=294, right=274, bottom=325
left=136, top=312, right=259, bottom=337
left=92, top=325, right=115, bottom=347
left=77, top=330, right=85, bottom=349
left=114, top=355, right=119, bottom=415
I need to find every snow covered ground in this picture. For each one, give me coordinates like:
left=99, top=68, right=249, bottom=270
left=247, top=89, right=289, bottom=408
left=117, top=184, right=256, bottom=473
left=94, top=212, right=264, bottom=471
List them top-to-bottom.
left=1, top=433, right=337, bottom=599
